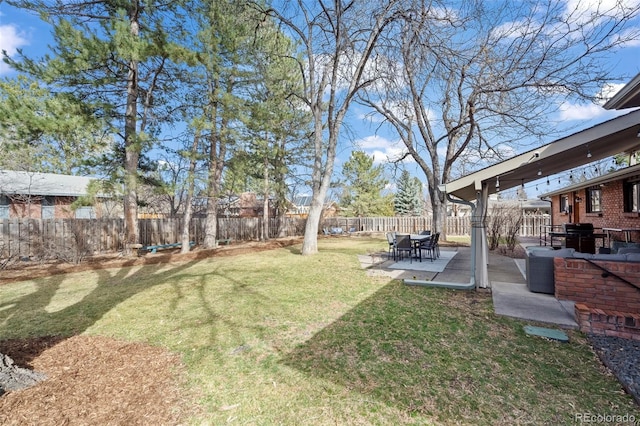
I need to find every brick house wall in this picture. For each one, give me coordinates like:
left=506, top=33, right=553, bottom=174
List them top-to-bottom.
left=550, top=180, right=640, bottom=247
left=551, top=180, right=640, bottom=233
left=8, top=196, right=76, bottom=219
left=554, top=257, right=640, bottom=340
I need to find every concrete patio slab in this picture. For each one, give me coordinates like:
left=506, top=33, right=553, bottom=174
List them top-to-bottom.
left=358, top=243, right=578, bottom=329
left=492, top=281, right=578, bottom=329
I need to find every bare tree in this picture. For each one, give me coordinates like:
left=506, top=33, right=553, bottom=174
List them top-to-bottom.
left=258, top=0, right=402, bottom=255
left=359, top=0, right=640, bottom=239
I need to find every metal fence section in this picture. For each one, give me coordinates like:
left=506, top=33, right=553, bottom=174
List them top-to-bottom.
left=0, top=214, right=550, bottom=259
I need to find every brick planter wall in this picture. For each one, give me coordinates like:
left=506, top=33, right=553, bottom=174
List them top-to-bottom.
left=554, top=257, right=640, bottom=339
left=574, top=304, right=640, bottom=341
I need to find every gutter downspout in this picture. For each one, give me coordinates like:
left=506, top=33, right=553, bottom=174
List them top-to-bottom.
left=404, top=192, right=477, bottom=291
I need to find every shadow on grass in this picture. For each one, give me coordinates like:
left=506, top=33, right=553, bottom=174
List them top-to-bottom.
left=0, top=253, right=279, bottom=370
left=0, top=257, right=205, bottom=362
left=281, top=282, right=639, bottom=424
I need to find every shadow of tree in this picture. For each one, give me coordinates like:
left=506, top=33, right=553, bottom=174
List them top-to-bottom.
left=0, top=240, right=298, bottom=366
left=0, top=256, right=207, bottom=363
left=280, top=282, right=619, bottom=424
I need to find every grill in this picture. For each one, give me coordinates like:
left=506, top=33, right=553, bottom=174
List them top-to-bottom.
left=564, top=223, right=596, bottom=253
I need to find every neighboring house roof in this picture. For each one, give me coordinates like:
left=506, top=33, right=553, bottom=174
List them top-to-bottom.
left=603, top=72, right=640, bottom=110
left=540, top=163, right=640, bottom=198
left=0, top=170, right=96, bottom=197
left=292, top=195, right=313, bottom=207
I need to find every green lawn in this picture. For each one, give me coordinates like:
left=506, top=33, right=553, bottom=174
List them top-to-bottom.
left=1, top=236, right=638, bottom=424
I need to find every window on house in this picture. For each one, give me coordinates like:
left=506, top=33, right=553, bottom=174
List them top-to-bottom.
left=624, top=179, right=640, bottom=213
left=585, top=186, right=601, bottom=213
left=559, top=194, right=569, bottom=213
left=0, top=195, right=9, bottom=219
left=42, top=196, right=55, bottom=219
left=75, top=206, right=95, bottom=219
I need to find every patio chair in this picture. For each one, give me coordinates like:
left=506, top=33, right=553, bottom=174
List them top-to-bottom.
left=419, top=230, right=431, bottom=236
left=386, top=232, right=397, bottom=260
left=432, top=232, right=441, bottom=258
left=395, top=234, right=413, bottom=263
left=419, top=234, right=437, bottom=262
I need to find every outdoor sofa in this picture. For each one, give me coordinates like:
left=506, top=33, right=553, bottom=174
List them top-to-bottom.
left=526, top=247, right=640, bottom=294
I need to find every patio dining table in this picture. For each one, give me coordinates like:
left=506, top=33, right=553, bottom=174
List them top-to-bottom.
left=602, top=227, right=640, bottom=243
left=409, top=234, right=431, bottom=261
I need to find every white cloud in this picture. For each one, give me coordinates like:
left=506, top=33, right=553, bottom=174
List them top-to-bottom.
left=564, top=0, right=640, bottom=21
left=0, top=24, right=28, bottom=75
left=610, top=27, right=640, bottom=48
left=557, top=81, right=638, bottom=121
left=596, top=82, right=626, bottom=105
left=558, top=101, right=607, bottom=121
left=354, top=134, right=414, bottom=165
left=355, top=134, right=391, bottom=150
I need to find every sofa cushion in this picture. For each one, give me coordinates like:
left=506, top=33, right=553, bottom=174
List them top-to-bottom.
left=618, top=247, right=640, bottom=255
left=529, top=248, right=575, bottom=258
left=572, top=252, right=594, bottom=259
left=626, top=253, right=640, bottom=262
left=591, top=254, right=627, bottom=261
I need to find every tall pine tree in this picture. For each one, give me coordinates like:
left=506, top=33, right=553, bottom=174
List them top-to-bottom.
left=339, top=151, right=392, bottom=217
left=394, top=170, right=423, bottom=216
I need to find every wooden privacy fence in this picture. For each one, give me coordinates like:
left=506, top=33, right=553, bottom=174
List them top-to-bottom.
left=0, top=214, right=550, bottom=259
left=323, top=215, right=550, bottom=237
left=0, top=217, right=307, bottom=259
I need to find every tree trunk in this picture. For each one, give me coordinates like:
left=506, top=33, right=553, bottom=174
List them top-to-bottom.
left=123, top=9, right=140, bottom=254
left=180, top=132, right=200, bottom=254
left=262, top=154, right=269, bottom=241
left=301, top=197, right=323, bottom=255
left=0, top=352, right=46, bottom=395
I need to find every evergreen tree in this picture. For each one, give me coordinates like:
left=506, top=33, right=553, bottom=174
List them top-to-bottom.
left=5, top=0, right=188, bottom=251
left=0, top=76, right=108, bottom=174
left=339, top=151, right=392, bottom=217
left=395, top=170, right=423, bottom=216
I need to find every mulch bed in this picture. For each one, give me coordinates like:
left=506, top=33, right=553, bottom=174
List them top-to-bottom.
left=0, top=335, right=191, bottom=425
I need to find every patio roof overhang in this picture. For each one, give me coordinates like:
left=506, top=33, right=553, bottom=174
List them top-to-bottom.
left=604, top=72, right=640, bottom=110
left=442, top=109, right=640, bottom=201
left=540, top=163, right=640, bottom=198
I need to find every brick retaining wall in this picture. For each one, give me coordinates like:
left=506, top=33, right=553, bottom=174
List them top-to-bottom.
left=554, top=257, right=640, bottom=339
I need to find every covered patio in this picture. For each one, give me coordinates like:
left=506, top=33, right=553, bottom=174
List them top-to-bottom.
left=441, top=108, right=640, bottom=289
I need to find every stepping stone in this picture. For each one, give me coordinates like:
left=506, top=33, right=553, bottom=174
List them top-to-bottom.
left=523, top=325, right=569, bottom=343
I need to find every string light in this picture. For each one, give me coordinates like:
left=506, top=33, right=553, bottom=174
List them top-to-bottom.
left=537, top=168, right=542, bottom=176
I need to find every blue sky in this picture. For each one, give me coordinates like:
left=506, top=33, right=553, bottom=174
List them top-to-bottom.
left=2, top=1, right=640, bottom=198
